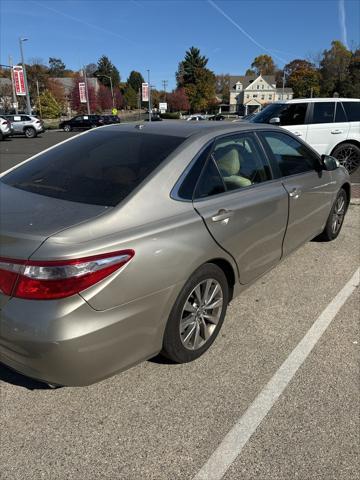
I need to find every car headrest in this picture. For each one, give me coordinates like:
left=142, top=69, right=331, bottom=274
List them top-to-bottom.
left=215, top=146, right=240, bottom=176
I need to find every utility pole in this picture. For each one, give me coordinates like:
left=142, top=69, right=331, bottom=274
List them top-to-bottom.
left=19, top=37, right=31, bottom=114
left=8, top=56, right=18, bottom=114
left=83, top=66, right=91, bottom=115
left=147, top=69, right=151, bottom=122
left=282, top=69, right=285, bottom=101
left=36, top=79, right=42, bottom=118
left=162, top=79, right=168, bottom=101
left=138, top=87, right=141, bottom=120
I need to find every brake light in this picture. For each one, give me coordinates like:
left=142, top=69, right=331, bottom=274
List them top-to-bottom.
left=0, top=250, right=134, bottom=300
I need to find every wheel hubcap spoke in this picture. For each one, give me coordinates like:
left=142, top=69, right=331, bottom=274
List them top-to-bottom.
left=179, top=278, right=224, bottom=351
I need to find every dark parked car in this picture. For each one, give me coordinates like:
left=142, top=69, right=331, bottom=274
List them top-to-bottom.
left=208, top=114, right=226, bottom=121
left=59, top=115, right=104, bottom=132
left=101, top=115, right=121, bottom=125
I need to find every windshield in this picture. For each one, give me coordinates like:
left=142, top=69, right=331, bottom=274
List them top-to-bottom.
left=2, top=130, right=185, bottom=207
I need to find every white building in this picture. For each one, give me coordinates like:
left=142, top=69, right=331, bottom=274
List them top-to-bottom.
left=229, top=74, right=293, bottom=114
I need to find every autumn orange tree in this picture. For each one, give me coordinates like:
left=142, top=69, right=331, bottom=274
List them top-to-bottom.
left=284, top=59, right=320, bottom=97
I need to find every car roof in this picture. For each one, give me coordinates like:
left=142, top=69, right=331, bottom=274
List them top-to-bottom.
left=273, top=97, right=360, bottom=104
left=96, top=120, right=279, bottom=139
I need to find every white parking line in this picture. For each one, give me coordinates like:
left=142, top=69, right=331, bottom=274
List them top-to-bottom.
left=193, top=268, right=360, bottom=480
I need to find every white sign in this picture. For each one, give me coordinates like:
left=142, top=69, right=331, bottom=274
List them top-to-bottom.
left=12, top=66, right=26, bottom=96
left=79, top=82, right=87, bottom=103
left=142, top=82, right=149, bottom=102
left=159, top=102, right=167, bottom=113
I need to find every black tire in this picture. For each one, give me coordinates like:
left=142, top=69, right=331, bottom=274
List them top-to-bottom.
left=63, top=124, right=72, bottom=132
left=24, top=127, right=36, bottom=138
left=0, top=132, right=3, bottom=141
left=332, top=143, right=360, bottom=176
left=318, top=188, right=347, bottom=241
left=162, top=263, right=229, bottom=363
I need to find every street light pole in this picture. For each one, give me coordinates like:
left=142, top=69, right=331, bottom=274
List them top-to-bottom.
left=19, top=37, right=31, bottom=114
left=8, top=56, right=18, bottom=114
left=83, top=66, right=91, bottom=115
left=147, top=69, right=151, bottom=122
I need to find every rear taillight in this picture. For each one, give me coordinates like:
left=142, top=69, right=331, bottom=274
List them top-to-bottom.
left=0, top=250, right=134, bottom=300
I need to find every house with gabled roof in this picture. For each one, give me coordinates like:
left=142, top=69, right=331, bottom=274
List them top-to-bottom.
left=229, top=74, right=293, bottom=115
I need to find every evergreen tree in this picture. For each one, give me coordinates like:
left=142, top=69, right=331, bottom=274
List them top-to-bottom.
left=95, top=55, right=121, bottom=88
left=127, top=71, right=145, bottom=93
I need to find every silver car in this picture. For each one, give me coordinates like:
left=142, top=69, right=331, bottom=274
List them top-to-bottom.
left=3, top=114, right=45, bottom=138
left=0, top=123, right=350, bottom=386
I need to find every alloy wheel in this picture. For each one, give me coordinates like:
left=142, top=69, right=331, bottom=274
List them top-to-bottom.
left=335, top=146, right=359, bottom=174
left=331, top=193, right=346, bottom=234
left=179, top=278, right=223, bottom=351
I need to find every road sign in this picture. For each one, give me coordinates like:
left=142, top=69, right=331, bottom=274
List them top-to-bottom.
left=12, top=66, right=26, bottom=96
left=79, top=82, right=87, bottom=103
left=142, top=83, right=149, bottom=102
left=159, top=102, right=167, bottom=113
left=112, top=108, right=118, bottom=115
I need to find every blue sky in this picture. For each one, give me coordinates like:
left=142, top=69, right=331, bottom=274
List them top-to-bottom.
left=1, top=0, right=359, bottom=90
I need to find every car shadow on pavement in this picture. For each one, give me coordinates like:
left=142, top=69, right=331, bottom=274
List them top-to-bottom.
left=148, top=354, right=177, bottom=365
left=0, top=363, right=53, bottom=390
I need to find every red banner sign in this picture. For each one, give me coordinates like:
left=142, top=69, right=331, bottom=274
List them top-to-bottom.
left=12, top=66, right=26, bottom=96
left=79, top=82, right=87, bottom=103
left=142, top=82, right=149, bottom=102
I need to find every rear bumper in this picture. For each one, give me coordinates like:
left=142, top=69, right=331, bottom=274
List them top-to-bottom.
left=0, top=285, right=178, bottom=386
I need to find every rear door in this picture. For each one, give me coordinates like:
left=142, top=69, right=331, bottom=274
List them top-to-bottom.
left=305, top=101, right=350, bottom=155
left=11, top=115, right=24, bottom=133
left=259, top=130, right=334, bottom=256
left=193, top=132, right=288, bottom=285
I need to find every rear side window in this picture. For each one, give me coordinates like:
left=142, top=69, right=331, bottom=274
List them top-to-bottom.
left=311, top=102, right=335, bottom=124
left=342, top=102, right=360, bottom=121
left=335, top=103, right=347, bottom=122
left=21, top=116, right=31, bottom=121
left=2, top=130, right=185, bottom=206
left=260, top=131, right=318, bottom=177
left=177, top=143, right=213, bottom=200
left=194, top=158, right=225, bottom=198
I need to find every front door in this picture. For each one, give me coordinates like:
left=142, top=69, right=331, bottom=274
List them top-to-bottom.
left=259, top=130, right=334, bottom=256
left=193, top=132, right=288, bottom=285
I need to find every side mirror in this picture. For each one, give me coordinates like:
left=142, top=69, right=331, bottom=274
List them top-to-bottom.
left=269, top=117, right=280, bottom=125
left=321, top=154, right=340, bottom=171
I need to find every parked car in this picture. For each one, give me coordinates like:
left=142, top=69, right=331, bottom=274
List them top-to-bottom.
left=251, top=98, right=360, bottom=174
left=144, top=113, right=163, bottom=122
left=3, top=114, right=45, bottom=138
left=59, top=114, right=104, bottom=132
left=187, top=114, right=206, bottom=121
left=209, top=114, right=226, bottom=121
left=101, top=115, right=121, bottom=125
left=0, top=116, right=13, bottom=140
left=0, top=122, right=350, bottom=386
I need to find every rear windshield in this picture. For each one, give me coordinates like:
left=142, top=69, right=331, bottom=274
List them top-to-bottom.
left=2, top=130, right=185, bottom=206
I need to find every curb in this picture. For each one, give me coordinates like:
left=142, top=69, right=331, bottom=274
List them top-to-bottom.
left=350, top=198, right=360, bottom=205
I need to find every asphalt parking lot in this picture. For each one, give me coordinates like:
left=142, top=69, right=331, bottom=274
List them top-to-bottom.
left=0, top=131, right=359, bottom=480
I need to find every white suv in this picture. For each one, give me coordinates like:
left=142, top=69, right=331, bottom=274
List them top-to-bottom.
left=252, top=98, right=360, bottom=175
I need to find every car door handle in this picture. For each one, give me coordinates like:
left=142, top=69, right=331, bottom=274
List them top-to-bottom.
left=331, top=129, right=343, bottom=134
left=293, top=131, right=302, bottom=136
left=289, top=188, right=302, bottom=199
left=211, top=209, right=234, bottom=223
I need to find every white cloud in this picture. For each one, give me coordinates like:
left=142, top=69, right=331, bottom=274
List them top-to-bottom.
left=338, top=0, right=349, bottom=48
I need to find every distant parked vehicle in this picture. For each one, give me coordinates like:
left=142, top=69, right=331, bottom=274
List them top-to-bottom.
left=251, top=98, right=360, bottom=175
left=145, top=113, right=163, bottom=122
left=3, top=114, right=44, bottom=138
left=187, top=114, right=206, bottom=121
left=208, top=114, right=226, bottom=121
left=59, top=115, right=104, bottom=132
left=101, top=115, right=121, bottom=125
left=0, top=116, right=13, bottom=140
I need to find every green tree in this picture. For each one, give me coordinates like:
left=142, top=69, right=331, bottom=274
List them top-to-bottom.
left=319, top=40, right=352, bottom=96
left=177, top=46, right=209, bottom=86
left=176, top=47, right=216, bottom=112
left=347, top=49, right=360, bottom=98
left=95, top=55, right=121, bottom=88
left=251, top=55, right=276, bottom=76
left=48, top=57, right=66, bottom=77
left=284, top=59, right=320, bottom=98
left=245, top=68, right=256, bottom=76
left=127, top=70, right=145, bottom=93
left=215, top=74, right=230, bottom=103
left=123, top=84, right=138, bottom=109
left=37, top=90, right=62, bottom=118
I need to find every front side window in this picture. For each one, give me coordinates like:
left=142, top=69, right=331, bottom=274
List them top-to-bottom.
left=252, top=102, right=307, bottom=125
left=311, top=102, right=335, bottom=124
left=342, top=102, right=360, bottom=121
left=2, top=130, right=186, bottom=206
left=260, top=131, right=318, bottom=177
